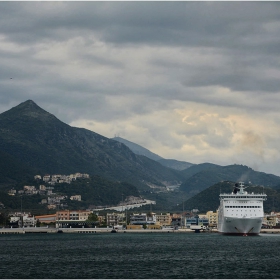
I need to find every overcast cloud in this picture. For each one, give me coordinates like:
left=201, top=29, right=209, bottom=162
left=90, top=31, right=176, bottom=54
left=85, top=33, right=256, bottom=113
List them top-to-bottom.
left=1, top=2, right=280, bottom=176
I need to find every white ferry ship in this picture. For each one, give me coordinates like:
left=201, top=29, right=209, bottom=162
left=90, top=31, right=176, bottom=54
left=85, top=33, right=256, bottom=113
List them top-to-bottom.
left=218, top=182, right=267, bottom=236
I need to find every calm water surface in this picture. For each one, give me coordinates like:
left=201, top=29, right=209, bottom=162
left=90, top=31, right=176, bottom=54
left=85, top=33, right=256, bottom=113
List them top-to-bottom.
left=0, top=232, right=279, bottom=279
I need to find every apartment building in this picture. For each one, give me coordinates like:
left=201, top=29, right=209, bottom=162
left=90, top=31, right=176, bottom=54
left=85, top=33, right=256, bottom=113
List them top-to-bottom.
left=56, top=210, right=91, bottom=221
left=206, top=211, right=218, bottom=228
left=106, top=212, right=125, bottom=226
left=263, top=212, right=279, bottom=228
left=9, top=213, right=37, bottom=227
left=130, top=213, right=157, bottom=225
left=156, top=213, right=172, bottom=226
left=35, top=214, right=56, bottom=224
left=186, top=215, right=209, bottom=228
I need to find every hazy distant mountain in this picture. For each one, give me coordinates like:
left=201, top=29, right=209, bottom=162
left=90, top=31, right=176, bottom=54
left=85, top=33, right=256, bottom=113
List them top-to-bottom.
left=0, top=100, right=182, bottom=191
left=112, top=136, right=194, bottom=171
left=112, top=137, right=163, bottom=161
left=157, top=159, right=194, bottom=171
left=180, top=163, right=220, bottom=178
left=179, top=164, right=280, bottom=194
left=175, top=181, right=280, bottom=213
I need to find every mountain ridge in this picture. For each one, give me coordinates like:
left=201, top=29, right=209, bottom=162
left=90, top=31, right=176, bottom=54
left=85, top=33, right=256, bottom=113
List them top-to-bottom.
left=0, top=100, right=182, bottom=191
left=1, top=100, right=280, bottom=212
left=112, top=136, right=194, bottom=171
left=112, top=136, right=163, bottom=161
left=179, top=164, right=280, bottom=194
left=175, top=181, right=280, bottom=213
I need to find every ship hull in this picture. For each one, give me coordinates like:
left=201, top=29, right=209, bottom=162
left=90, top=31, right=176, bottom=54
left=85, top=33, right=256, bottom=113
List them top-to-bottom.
left=218, top=216, right=262, bottom=236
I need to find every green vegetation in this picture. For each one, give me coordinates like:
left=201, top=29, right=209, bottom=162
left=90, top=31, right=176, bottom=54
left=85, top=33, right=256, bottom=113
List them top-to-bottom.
left=0, top=100, right=181, bottom=192
left=1, top=100, right=280, bottom=213
left=180, top=164, right=280, bottom=194
left=0, top=175, right=140, bottom=213
left=55, top=176, right=140, bottom=208
left=175, top=181, right=280, bottom=213
left=87, top=213, right=99, bottom=222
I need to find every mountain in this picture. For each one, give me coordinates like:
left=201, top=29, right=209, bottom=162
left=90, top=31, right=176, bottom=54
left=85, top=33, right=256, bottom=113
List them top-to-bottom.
left=0, top=100, right=182, bottom=191
left=112, top=136, right=163, bottom=161
left=112, top=136, right=194, bottom=171
left=0, top=150, right=35, bottom=188
left=157, top=159, right=194, bottom=171
left=180, top=163, right=220, bottom=177
left=179, top=164, right=280, bottom=194
left=0, top=175, right=140, bottom=213
left=175, top=181, right=280, bottom=213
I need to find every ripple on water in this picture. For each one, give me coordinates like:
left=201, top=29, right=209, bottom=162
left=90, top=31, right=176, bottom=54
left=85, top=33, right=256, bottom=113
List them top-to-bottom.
left=0, top=233, right=280, bottom=278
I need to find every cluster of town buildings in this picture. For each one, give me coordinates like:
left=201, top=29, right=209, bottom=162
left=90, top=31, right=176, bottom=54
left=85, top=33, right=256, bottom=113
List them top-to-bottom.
left=2, top=172, right=280, bottom=229
left=7, top=173, right=87, bottom=210
left=35, top=173, right=90, bottom=185
left=5, top=209, right=280, bottom=229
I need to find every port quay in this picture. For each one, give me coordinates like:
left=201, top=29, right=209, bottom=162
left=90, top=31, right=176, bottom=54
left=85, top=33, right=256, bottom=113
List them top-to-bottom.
left=1, top=227, right=280, bottom=234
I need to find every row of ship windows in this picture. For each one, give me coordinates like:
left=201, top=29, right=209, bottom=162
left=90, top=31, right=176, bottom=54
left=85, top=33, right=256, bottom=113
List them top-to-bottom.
left=222, top=196, right=265, bottom=198
left=225, top=201, right=260, bottom=203
left=225, top=206, right=261, bottom=208
left=226, top=214, right=258, bottom=217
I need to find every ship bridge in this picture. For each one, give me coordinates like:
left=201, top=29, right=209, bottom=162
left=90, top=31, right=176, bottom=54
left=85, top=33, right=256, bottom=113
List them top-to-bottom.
left=220, top=182, right=267, bottom=201
left=220, top=194, right=267, bottom=200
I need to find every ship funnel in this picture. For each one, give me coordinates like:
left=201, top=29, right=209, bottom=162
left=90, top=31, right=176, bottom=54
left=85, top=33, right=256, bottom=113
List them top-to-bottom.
left=233, top=183, right=240, bottom=194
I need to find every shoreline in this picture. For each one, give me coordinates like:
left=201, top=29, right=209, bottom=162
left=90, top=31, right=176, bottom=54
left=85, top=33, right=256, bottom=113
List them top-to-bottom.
left=1, top=227, right=280, bottom=234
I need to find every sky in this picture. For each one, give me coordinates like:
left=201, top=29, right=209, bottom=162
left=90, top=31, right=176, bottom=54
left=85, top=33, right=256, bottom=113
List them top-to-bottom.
left=1, top=1, right=280, bottom=176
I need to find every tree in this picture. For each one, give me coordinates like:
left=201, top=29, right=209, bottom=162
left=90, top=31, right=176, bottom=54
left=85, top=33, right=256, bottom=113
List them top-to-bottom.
left=0, top=212, right=9, bottom=227
left=86, top=213, right=100, bottom=227
left=87, top=213, right=99, bottom=222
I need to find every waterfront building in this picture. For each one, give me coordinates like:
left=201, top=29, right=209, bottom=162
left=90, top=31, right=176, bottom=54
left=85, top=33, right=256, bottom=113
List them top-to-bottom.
left=56, top=210, right=91, bottom=228
left=56, top=210, right=91, bottom=221
left=78, top=211, right=91, bottom=221
left=206, top=211, right=218, bottom=228
left=106, top=212, right=125, bottom=226
left=9, top=213, right=37, bottom=227
left=129, top=213, right=157, bottom=225
left=129, top=213, right=147, bottom=225
left=156, top=213, right=172, bottom=226
left=171, top=213, right=184, bottom=228
left=263, top=213, right=278, bottom=228
left=35, top=214, right=56, bottom=224
left=186, top=215, right=209, bottom=229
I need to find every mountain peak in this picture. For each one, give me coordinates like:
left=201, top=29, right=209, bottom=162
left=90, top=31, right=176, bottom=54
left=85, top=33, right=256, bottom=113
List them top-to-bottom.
left=1, top=99, right=56, bottom=121
left=17, top=99, right=44, bottom=111
left=21, top=99, right=38, bottom=107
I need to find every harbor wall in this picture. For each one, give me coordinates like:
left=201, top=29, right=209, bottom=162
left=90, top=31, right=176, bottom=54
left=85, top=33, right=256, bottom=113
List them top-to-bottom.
left=1, top=227, right=279, bottom=234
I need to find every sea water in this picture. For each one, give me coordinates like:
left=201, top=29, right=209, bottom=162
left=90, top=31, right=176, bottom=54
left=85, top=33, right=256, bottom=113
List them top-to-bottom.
left=0, top=232, right=279, bottom=279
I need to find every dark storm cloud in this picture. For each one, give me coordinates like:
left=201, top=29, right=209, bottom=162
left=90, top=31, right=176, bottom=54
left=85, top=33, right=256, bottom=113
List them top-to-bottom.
left=1, top=1, right=280, bottom=106
left=1, top=2, right=280, bottom=175
left=1, top=2, right=280, bottom=49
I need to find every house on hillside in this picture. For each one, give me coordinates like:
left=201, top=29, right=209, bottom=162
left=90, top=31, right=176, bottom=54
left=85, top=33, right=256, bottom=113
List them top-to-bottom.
left=70, top=195, right=81, bottom=201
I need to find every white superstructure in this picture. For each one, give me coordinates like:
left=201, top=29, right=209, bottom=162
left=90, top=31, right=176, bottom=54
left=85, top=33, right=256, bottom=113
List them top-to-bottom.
left=218, top=182, right=267, bottom=236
